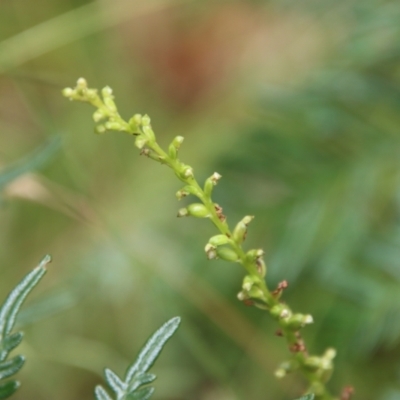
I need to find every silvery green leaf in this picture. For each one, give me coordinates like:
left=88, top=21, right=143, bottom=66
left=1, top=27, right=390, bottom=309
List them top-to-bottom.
left=125, top=317, right=180, bottom=382
left=0, top=356, right=25, bottom=380
left=104, top=368, right=126, bottom=396
left=0, top=380, right=19, bottom=399
left=94, top=385, right=113, bottom=400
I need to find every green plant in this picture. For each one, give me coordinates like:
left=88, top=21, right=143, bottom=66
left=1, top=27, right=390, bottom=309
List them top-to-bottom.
left=62, top=78, right=351, bottom=400
left=0, top=255, right=50, bottom=399
left=0, top=256, right=180, bottom=399
left=94, top=316, right=180, bottom=400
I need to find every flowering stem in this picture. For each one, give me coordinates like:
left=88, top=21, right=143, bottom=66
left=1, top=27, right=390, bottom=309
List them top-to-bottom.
left=62, top=78, right=348, bottom=400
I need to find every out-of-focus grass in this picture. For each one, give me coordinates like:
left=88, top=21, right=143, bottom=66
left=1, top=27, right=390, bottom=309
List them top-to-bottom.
left=1, top=0, right=400, bottom=399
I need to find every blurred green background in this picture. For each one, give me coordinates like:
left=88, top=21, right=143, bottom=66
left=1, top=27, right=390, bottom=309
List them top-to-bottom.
left=1, top=0, right=400, bottom=399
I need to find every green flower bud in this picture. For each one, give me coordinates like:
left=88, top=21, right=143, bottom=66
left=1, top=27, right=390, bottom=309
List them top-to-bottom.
left=76, top=77, right=87, bottom=89
left=101, top=86, right=113, bottom=97
left=62, top=87, right=74, bottom=98
left=102, top=87, right=116, bottom=112
left=86, top=89, right=98, bottom=101
left=93, top=109, right=106, bottom=122
left=133, top=114, right=142, bottom=124
left=141, top=114, right=151, bottom=126
left=128, top=115, right=142, bottom=133
left=105, top=121, right=124, bottom=131
left=95, top=124, right=106, bottom=134
left=142, top=125, right=155, bottom=142
left=134, top=135, right=148, bottom=149
left=168, top=136, right=185, bottom=159
left=172, top=136, right=184, bottom=148
left=168, top=143, right=177, bottom=160
left=182, top=166, right=194, bottom=178
left=204, top=172, right=222, bottom=198
left=175, top=185, right=200, bottom=200
left=176, top=189, right=189, bottom=200
left=187, top=203, right=210, bottom=218
left=177, top=207, right=189, bottom=217
left=232, top=215, right=254, bottom=245
left=208, top=234, right=230, bottom=247
left=204, top=243, right=217, bottom=260
left=216, top=246, right=239, bottom=262
left=245, top=249, right=265, bottom=262
left=255, top=257, right=267, bottom=277
left=242, top=275, right=261, bottom=291
left=237, top=291, right=248, bottom=301
left=270, top=304, right=290, bottom=319
left=284, top=313, right=313, bottom=330
left=323, top=348, right=336, bottom=361
left=304, top=357, right=322, bottom=371
left=275, top=360, right=299, bottom=378
left=275, top=368, right=286, bottom=379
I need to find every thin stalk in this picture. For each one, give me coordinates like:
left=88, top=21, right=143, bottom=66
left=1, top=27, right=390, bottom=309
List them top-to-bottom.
left=62, top=78, right=349, bottom=400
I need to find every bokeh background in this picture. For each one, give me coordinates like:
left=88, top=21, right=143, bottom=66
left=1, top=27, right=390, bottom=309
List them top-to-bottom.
left=1, top=0, right=400, bottom=399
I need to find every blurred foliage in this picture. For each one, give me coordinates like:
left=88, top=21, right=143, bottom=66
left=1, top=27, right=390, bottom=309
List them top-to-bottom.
left=1, top=0, right=400, bottom=399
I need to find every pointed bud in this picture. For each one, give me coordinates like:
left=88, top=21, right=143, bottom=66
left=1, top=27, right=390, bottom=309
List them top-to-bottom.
left=76, top=77, right=87, bottom=89
left=101, top=86, right=113, bottom=96
left=133, top=114, right=142, bottom=124
left=141, top=115, right=151, bottom=126
left=172, top=136, right=184, bottom=148
left=168, top=143, right=177, bottom=160
left=204, top=172, right=222, bottom=198
left=175, top=185, right=201, bottom=200
left=187, top=203, right=210, bottom=218
left=232, top=215, right=254, bottom=245
left=208, top=234, right=230, bottom=247
left=216, top=246, right=239, bottom=262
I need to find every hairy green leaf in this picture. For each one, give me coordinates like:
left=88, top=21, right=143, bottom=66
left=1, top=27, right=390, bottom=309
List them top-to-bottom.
left=0, top=255, right=50, bottom=398
left=0, top=256, right=50, bottom=346
left=125, top=316, right=181, bottom=383
left=95, top=317, right=180, bottom=400
left=1, top=334, right=23, bottom=355
left=0, top=356, right=25, bottom=380
left=104, top=368, right=126, bottom=396
left=128, top=372, right=156, bottom=393
left=0, top=381, right=19, bottom=399
left=94, top=385, right=113, bottom=400
left=127, top=387, right=154, bottom=400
